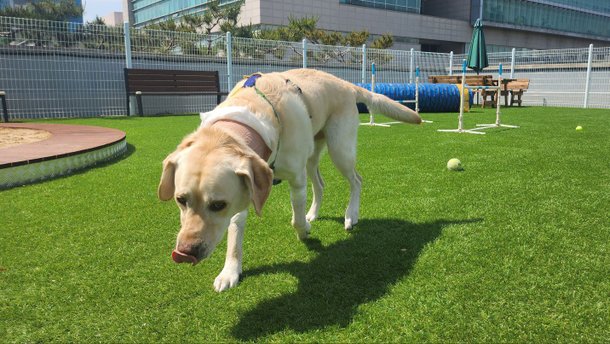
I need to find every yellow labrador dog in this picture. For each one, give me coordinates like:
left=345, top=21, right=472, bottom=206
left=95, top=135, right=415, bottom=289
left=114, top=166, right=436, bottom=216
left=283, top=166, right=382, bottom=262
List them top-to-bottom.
left=158, top=69, right=421, bottom=291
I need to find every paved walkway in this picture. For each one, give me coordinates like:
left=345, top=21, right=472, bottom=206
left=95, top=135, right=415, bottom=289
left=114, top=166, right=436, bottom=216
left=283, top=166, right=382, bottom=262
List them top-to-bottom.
left=0, top=123, right=126, bottom=168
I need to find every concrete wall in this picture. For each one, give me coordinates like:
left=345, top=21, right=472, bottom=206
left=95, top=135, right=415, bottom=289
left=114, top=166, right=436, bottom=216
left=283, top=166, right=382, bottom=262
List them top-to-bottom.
left=237, top=0, right=609, bottom=52
left=238, top=0, right=472, bottom=50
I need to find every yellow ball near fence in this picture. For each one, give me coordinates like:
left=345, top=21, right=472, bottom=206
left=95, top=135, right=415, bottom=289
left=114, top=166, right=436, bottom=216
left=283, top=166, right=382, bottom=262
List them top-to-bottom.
left=576, top=125, right=583, bottom=131
left=447, top=158, right=463, bottom=171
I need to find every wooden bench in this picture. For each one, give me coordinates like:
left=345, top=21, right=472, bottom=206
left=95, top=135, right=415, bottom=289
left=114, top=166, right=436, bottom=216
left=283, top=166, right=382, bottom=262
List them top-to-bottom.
left=124, top=68, right=228, bottom=116
left=428, top=75, right=494, bottom=86
left=429, top=75, right=496, bottom=107
left=505, top=79, right=529, bottom=106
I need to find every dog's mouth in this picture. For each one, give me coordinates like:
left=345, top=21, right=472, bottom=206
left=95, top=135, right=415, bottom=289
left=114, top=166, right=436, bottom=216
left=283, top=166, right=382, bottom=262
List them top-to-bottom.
left=171, top=250, right=199, bottom=265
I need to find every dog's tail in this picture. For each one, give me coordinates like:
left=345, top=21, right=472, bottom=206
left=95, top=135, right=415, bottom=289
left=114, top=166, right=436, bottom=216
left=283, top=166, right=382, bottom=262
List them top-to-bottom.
left=354, top=85, right=422, bottom=124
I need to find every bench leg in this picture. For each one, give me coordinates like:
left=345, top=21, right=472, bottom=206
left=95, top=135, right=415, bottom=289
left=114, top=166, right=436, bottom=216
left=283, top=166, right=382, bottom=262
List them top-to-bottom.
left=482, top=90, right=496, bottom=108
left=511, top=91, right=523, bottom=106
left=1, top=94, right=8, bottom=123
left=136, top=94, right=143, bottom=116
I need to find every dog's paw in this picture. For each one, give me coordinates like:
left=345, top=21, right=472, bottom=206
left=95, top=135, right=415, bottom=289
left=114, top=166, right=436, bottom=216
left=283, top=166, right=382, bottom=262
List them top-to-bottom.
left=306, top=211, right=318, bottom=222
left=344, top=217, right=358, bottom=231
left=295, top=221, right=311, bottom=241
left=213, top=269, right=240, bottom=292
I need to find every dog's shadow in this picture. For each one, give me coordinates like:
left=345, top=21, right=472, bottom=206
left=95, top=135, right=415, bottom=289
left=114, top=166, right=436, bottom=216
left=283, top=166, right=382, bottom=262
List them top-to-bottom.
left=232, top=217, right=481, bottom=340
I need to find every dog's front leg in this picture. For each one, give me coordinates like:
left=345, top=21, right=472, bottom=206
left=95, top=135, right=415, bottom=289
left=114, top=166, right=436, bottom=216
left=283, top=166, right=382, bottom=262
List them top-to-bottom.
left=289, top=172, right=311, bottom=240
left=214, top=210, right=247, bottom=292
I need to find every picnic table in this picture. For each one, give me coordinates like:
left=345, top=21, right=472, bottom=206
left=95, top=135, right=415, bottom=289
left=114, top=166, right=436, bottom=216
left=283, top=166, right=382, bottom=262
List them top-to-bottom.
left=428, top=75, right=529, bottom=107
left=429, top=75, right=495, bottom=107
left=484, top=78, right=530, bottom=107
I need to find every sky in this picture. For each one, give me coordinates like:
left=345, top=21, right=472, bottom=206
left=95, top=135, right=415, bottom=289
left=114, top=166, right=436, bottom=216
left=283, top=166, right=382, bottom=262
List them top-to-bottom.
left=82, top=0, right=124, bottom=23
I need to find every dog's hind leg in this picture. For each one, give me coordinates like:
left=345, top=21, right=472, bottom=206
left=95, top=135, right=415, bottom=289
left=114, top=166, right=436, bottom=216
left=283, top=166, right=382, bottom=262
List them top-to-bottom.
left=325, top=111, right=362, bottom=230
left=306, top=137, right=326, bottom=222
left=289, top=171, right=311, bottom=240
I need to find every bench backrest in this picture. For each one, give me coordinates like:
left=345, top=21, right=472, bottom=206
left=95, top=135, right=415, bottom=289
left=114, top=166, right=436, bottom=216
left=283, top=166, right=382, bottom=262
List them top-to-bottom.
left=124, top=68, right=221, bottom=94
left=428, top=75, right=494, bottom=86
left=428, top=75, right=460, bottom=84
left=465, top=75, right=494, bottom=86
left=505, top=78, right=530, bottom=91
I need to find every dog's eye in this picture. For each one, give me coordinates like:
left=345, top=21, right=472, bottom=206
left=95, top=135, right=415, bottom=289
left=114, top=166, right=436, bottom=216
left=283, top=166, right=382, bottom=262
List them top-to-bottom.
left=176, top=195, right=187, bottom=206
left=208, top=201, right=227, bottom=212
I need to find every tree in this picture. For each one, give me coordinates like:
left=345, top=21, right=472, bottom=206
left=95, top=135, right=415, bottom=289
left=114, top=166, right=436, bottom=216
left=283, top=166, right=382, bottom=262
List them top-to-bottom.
left=0, top=0, right=83, bottom=22
left=142, top=0, right=249, bottom=54
left=151, top=0, right=247, bottom=36
left=86, top=16, right=106, bottom=26
left=257, top=16, right=394, bottom=49
left=370, top=33, right=394, bottom=49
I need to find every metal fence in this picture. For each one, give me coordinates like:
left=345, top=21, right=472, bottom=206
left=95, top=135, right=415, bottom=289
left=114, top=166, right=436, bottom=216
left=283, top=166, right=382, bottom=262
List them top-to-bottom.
left=1, top=16, right=608, bottom=120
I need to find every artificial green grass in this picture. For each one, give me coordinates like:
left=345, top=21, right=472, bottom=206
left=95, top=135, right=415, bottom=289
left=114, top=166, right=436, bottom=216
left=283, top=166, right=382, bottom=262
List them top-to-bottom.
left=1, top=107, right=608, bottom=342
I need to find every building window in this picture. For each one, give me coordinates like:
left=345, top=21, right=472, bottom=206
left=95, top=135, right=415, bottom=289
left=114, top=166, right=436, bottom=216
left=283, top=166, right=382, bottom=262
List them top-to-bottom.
left=131, top=0, right=240, bottom=27
left=339, top=0, right=421, bottom=14
left=483, top=0, right=610, bottom=39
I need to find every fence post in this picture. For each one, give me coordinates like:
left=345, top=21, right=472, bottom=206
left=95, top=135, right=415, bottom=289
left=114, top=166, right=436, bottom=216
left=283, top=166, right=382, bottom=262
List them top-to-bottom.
left=123, top=21, right=135, bottom=115
left=123, top=22, right=132, bottom=68
left=226, top=31, right=233, bottom=89
left=302, top=39, right=308, bottom=68
left=583, top=43, right=593, bottom=108
left=361, top=44, right=367, bottom=84
left=409, top=48, right=414, bottom=83
left=510, top=48, right=516, bottom=78
left=449, top=51, right=454, bottom=76
left=1, top=91, right=8, bottom=123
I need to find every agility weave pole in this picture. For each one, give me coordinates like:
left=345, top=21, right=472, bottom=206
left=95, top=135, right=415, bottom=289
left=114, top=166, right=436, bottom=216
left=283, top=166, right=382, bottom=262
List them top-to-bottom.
left=438, top=60, right=488, bottom=134
left=360, top=63, right=425, bottom=127
left=361, top=63, right=392, bottom=127
left=475, top=63, right=519, bottom=130
left=397, top=67, right=432, bottom=124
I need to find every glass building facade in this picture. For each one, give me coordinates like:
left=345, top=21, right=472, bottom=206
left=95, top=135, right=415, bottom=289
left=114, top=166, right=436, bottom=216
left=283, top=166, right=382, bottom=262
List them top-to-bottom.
left=125, top=0, right=609, bottom=51
left=131, top=0, right=239, bottom=27
left=339, top=0, right=421, bottom=14
left=481, top=0, right=610, bottom=40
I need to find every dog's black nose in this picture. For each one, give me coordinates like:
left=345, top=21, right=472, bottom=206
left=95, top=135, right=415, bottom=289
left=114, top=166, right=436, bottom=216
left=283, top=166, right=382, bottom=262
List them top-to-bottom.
left=173, top=242, right=203, bottom=265
left=176, top=243, right=202, bottom=258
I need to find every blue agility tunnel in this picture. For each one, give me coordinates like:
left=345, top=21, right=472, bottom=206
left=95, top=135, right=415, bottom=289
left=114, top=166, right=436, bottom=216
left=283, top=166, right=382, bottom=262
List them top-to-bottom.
left=355, top=83, right=473, bottom=113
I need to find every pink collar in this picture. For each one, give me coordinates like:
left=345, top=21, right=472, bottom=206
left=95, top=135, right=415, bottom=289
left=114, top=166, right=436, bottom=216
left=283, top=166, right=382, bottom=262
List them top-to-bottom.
left=212, top=119, right=272, bottom=162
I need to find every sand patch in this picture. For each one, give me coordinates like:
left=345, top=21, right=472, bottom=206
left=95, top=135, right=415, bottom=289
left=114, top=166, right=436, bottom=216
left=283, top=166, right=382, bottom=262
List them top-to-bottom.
left=0, top=127, right=53, bottom=149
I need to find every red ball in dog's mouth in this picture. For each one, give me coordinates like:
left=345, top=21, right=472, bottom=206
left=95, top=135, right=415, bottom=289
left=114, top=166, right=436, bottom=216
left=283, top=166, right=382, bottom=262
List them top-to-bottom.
left=171, top=250, right=198, bottom=265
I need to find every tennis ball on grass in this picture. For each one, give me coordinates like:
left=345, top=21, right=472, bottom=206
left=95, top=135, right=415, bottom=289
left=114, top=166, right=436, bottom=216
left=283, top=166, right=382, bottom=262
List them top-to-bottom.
left=576, top=126, right=583, bottom=131
left=447, top=158, right=463, bottom=171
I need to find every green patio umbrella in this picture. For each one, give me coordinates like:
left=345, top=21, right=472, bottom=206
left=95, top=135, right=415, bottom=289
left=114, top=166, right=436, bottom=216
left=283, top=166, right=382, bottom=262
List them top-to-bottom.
left=467, top=18, right=488, bottom=74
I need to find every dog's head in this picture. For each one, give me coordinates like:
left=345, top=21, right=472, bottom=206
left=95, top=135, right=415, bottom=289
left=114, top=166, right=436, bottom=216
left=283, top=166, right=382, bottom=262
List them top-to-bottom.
left=158, top=128, right=273, bottom=265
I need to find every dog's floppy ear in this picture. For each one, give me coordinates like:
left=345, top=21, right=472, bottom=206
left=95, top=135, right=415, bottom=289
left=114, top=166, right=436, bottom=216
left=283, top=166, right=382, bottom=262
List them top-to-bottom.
left=158, top=135, right=196, bottom=201
left=158, top=151, right=180, bottom=201
left=236, top=155, right=273, bottom=216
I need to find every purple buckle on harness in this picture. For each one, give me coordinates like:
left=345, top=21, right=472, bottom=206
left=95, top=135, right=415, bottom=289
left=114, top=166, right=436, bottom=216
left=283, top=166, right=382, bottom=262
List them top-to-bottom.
left=243, top=73, right=261, bottom=88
